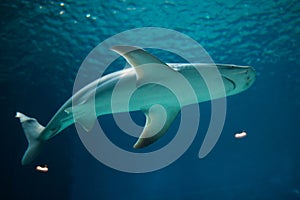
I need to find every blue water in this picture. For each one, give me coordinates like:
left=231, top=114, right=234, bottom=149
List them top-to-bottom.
left=1, top=0, right=300, bottom=199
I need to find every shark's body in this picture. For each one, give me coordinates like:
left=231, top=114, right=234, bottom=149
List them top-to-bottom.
left=16, top=46, right=255, bottom=165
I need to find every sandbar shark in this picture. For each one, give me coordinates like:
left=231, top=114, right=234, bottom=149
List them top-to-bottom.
left=16, top=46, right=255, bottom=165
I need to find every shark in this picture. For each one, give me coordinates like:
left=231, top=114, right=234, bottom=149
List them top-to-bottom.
left=16, top=46, right=255, bottom=165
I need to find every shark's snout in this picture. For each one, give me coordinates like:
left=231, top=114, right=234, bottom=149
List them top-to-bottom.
left=218, top=64, right=256, bottom=94
left=243, top=67, right=256, bottom=89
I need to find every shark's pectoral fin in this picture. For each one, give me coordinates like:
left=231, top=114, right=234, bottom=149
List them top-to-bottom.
left=111, top=46, right=177, bottom=87
left=64, top=101, right=97, bottom=132
left=134, top=105, right=180, bottom=149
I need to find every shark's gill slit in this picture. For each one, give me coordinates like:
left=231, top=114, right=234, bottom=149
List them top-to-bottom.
left=223, top=76, right=236, bottom=90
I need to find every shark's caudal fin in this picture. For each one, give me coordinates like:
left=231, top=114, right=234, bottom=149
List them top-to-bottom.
left=15, top=112, right=45, bottom=165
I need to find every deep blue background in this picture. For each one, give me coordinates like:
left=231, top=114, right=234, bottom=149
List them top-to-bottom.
left=1, top=0, right=300, bottom=199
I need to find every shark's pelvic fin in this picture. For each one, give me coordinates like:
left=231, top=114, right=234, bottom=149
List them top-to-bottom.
left=111, top=46, right=177, bottom=86
left=65, top=102, right=96, bottom=132
left=134, top=105, right=180, bottom=149
left=15, top=112, right=45, bottom=165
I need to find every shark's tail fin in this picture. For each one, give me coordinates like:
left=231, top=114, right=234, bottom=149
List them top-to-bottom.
left=15, top=112, right=45, bottom=165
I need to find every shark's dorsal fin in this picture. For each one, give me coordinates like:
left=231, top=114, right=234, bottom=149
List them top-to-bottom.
left=111, top=46, right=177, bottom=86
left=133, top=105, right=180, bottom=149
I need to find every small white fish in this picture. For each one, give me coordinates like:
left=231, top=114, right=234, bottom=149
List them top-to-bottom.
left=235, top=131, right=247, bottom=139
left=36, top=165, right=48, bottom=172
